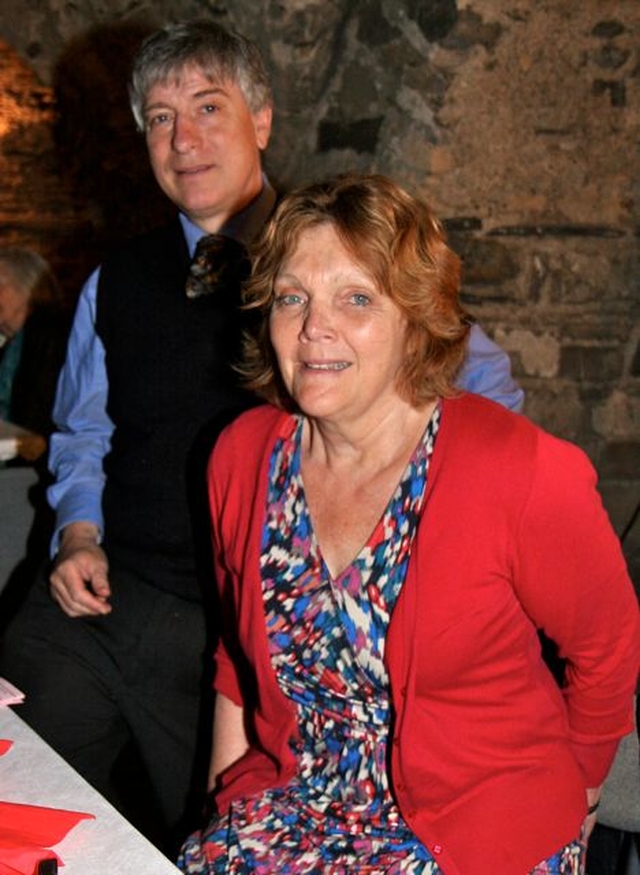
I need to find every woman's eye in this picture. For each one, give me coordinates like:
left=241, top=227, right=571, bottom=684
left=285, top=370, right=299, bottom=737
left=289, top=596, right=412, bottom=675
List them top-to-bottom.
left=273, top=292, right=305, bottom=308
left=350, top=292, right=371, bottom=306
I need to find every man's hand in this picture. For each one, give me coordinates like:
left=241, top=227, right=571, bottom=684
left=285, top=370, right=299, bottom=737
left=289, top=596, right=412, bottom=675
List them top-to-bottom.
left=49, top=522, right=112, bottom=617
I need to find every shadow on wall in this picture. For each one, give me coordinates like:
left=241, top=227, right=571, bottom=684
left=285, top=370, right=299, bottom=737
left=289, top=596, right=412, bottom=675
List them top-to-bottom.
left=51, top=19, right=175, bottom=283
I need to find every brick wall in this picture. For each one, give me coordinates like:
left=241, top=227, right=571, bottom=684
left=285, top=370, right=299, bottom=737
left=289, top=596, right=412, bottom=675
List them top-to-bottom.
left=0, top=0, right=638, bottom=544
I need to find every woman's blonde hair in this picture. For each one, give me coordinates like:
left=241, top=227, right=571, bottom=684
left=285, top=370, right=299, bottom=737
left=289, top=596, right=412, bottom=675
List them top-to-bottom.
left=240, top=172, right=471, bottom=409
left=0, top=247, right=63, bottom=309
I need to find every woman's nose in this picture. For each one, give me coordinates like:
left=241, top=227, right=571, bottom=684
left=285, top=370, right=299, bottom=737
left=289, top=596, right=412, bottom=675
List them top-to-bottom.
left=300, top=300, right=334, bottom=340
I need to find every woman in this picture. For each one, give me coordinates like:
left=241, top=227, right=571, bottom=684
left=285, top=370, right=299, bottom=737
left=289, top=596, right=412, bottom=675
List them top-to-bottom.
left=179, top=174, right=639, bottom=874
left=0, top=247, right=70, bottom=438
left=0, top=248, right=70, bottom=620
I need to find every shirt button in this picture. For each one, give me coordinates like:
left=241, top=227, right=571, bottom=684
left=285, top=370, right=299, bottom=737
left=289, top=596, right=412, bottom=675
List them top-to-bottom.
left=433, top=844, right=443, bottom=854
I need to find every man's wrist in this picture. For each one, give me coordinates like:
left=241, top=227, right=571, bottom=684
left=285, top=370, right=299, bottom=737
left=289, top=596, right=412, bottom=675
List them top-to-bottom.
left=59, top=521, right=101, bottom=549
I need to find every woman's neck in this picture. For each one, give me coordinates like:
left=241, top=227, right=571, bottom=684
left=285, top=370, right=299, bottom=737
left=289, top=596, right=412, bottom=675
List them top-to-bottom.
left=302, top=397, right=438, bottom=474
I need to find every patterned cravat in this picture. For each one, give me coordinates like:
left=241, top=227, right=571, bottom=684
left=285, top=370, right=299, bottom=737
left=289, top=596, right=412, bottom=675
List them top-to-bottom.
left=185, top=234, right=249, bottom=300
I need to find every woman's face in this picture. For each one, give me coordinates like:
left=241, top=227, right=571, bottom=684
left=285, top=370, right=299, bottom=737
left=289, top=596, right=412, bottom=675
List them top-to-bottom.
left=269, top=222, right=409, bottom=427
left=0, top=272, right=29, bottom=338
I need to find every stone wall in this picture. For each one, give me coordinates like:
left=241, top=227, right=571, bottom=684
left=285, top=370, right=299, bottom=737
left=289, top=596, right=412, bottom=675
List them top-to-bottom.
left=0, top=0, right=638, bottom=541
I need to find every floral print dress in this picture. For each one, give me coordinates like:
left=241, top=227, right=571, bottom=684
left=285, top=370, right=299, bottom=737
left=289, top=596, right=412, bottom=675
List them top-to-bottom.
left=178, top=408, right=584, bottom=874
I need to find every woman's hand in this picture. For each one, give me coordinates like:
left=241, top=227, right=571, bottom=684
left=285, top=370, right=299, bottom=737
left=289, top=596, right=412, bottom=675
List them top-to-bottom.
left=582, top=786, right=602, bottom=841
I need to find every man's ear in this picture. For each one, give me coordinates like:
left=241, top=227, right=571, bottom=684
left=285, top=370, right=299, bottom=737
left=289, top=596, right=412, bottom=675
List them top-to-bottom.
left=253, top=105, right=273, bottom=150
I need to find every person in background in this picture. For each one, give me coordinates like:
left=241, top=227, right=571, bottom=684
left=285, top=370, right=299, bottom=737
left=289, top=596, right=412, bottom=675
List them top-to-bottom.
left=0, top=22, right=522, bottom=856
left=178, top=173, right=639, bottom=875
left=0, top=247, right=70, bottom=440
left=0, top=248, right=70, bottom=619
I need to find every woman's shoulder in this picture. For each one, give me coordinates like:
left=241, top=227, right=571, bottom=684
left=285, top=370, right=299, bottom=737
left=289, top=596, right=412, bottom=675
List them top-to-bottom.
left=443, top=392, right=536, bottom=446
left=441, top=393, right=595, bottom=480
left=225, top=404, right=292, bottom=437
left=208, top=405, right=295, bottom=508
left=213, top=405, right=294, bottom=464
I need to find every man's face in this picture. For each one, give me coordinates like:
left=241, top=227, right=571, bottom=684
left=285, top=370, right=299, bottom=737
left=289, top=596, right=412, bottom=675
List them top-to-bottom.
left=143, top=64, right=272, bottom=232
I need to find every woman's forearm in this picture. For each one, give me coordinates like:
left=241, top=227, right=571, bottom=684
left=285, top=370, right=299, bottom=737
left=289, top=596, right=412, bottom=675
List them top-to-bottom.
left=208, top=692, right=249, bottom=792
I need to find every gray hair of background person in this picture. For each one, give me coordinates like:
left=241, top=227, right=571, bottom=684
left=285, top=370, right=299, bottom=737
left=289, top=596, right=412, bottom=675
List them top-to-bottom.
left=128, top=19, right=273, bottom=131
left=241, top=172, right=471, bottom=410
left=0, top=248, right=64, bottom=310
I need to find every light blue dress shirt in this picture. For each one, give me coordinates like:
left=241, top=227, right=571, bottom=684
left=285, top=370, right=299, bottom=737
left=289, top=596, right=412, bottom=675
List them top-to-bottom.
left=48, top=211, right=524, bottom=553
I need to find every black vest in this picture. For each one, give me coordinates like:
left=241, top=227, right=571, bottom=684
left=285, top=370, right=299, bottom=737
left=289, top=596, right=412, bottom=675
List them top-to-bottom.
left=96, top=220, right=251, bottom=599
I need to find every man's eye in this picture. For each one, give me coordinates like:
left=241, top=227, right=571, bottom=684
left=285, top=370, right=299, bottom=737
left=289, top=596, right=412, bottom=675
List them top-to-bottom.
left=201, top=103, right=219, bottom=115
left=146, top=113, right=172, bottom=130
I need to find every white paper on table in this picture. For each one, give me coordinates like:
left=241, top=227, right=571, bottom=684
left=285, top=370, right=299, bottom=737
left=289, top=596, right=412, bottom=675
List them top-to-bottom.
left=0, top=676, right=26, bottom=706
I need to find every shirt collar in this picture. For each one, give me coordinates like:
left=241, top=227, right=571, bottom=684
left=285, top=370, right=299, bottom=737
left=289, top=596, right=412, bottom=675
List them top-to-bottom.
left=179, top=176, right=277, bottom=258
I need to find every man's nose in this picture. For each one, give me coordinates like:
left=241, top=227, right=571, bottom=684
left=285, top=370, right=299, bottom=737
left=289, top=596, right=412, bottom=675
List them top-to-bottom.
left=171, top=114, right=200, bottom=152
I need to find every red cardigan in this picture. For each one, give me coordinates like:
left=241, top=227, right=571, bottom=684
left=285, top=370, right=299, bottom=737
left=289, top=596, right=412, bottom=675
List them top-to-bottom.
left=207, top=394, right=640, bottom=875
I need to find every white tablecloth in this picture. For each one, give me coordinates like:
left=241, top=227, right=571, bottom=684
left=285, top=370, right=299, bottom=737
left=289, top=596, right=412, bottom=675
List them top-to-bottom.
left=0, top=705, right=181, bottom=873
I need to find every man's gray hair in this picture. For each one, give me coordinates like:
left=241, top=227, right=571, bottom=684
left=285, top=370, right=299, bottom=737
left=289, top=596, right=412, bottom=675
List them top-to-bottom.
left=129, top=20, right=273, bottom=131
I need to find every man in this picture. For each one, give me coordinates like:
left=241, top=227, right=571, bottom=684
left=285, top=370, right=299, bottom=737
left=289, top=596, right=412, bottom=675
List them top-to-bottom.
left=0, top=19, right=522, bottom=857
left=1, top=20, right=274, bottom=854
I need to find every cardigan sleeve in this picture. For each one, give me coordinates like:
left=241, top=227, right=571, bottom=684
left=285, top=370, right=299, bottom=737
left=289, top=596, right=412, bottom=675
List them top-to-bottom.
left=206, top=405, right=287, bottom=710
left=207, top=429, right=248, bottom=709
left=512, top=430, right=640, bottom=786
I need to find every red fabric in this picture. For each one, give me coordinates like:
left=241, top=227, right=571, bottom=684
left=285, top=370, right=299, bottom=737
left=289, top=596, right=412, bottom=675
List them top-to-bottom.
left=207, top=395, right=640, bottom=875
left=0, top=740, right=13, bottom=756
left=0, top=800, right=93, bottom=874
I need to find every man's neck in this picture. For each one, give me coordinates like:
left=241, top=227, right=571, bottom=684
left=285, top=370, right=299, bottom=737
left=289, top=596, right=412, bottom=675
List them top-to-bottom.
left=180, top=178, right=276, bottom=255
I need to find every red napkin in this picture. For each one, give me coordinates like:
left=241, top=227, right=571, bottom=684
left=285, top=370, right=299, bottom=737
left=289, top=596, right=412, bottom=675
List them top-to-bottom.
left=0, top=800, right=94, bottom=874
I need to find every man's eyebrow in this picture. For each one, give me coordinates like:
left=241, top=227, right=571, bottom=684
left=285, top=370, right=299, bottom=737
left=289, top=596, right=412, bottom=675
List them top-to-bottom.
left=144, top=86, right=230, bottom=114
left=192, top=86, right=230, bottom=100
